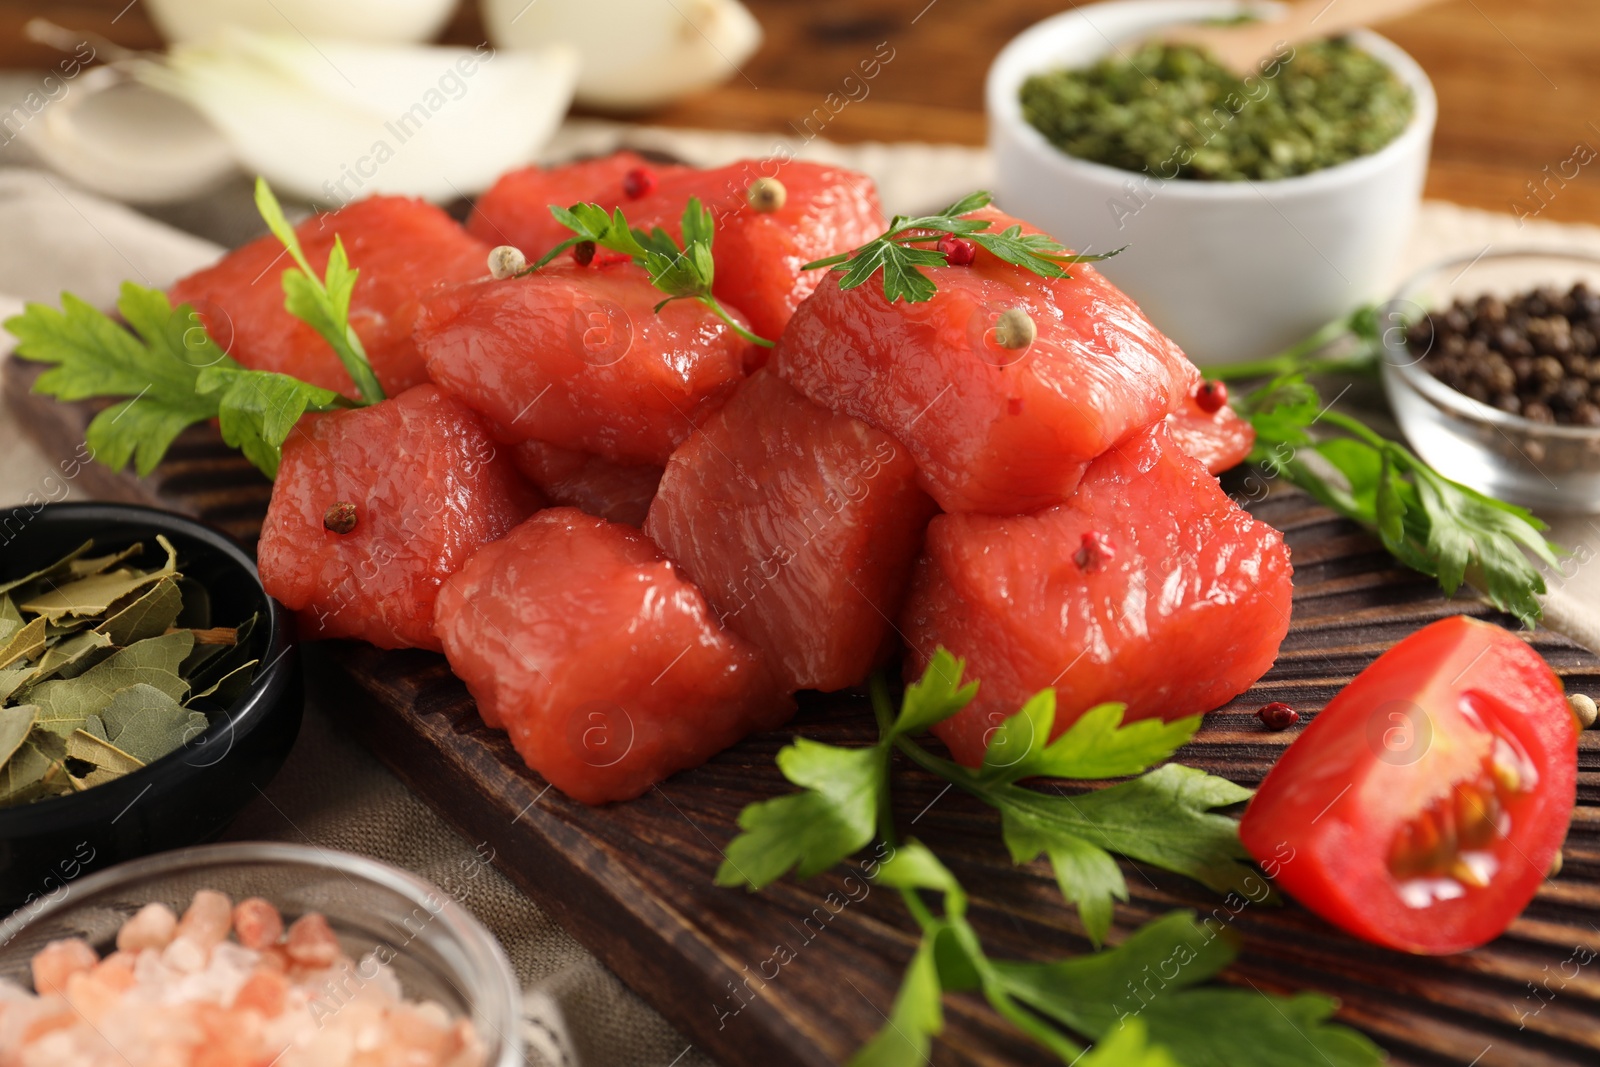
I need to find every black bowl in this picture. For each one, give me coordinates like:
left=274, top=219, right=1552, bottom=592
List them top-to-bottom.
left=0, top=503, right=302, bottom=912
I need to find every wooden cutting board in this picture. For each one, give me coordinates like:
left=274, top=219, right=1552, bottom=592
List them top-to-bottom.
left=8, top=360, right=1600, bottom=1067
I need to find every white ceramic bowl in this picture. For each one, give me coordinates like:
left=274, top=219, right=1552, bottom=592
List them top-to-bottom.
left=143, top=0, right=460, bottom=45
left=988, top=0, right=1437, bottom=364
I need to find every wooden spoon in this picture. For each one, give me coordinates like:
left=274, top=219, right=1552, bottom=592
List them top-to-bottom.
left=1154, top=0, right=1449, bottom=75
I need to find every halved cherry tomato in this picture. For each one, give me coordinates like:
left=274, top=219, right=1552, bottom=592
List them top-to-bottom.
left=1239, top=615, right=1578, bottom=954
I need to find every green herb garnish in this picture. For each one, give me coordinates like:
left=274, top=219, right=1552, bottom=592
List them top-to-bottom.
left=1020, top=40, right=1415, bottom=182
left=252, top=177, right=385, bottom=404
left=4, top=180, right=377, bottom=479
left=802, top=191, right=1120, bottom=304
left=533, top=198, right=773, bottom=348
left=1199, top=307, right=1562, bottom=627
left=1235, top=371, right=1560, bottom=627
left=0, top=539, right=260, bottom=805
left=720, top=652, right=1382, bottom=1065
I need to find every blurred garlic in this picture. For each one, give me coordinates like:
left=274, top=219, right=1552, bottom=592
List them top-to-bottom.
left=482, top=0, right=762, bottom=111
left=131, top=30, right=579, bottom=204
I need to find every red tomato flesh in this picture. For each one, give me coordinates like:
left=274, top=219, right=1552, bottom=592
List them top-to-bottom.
left=1239, top=615, right=1578, bottom=954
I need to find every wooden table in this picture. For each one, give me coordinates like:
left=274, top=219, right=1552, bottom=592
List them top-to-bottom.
left=2, top=0, right=1598, bottom=225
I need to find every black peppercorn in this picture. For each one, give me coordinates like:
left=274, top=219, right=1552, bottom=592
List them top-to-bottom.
left=1409, top=282, right=1600, bottom=427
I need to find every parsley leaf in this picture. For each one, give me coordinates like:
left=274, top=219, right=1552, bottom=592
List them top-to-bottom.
left=253, top=177, right=385, bottom=403
left=802, top=190, right=1122, bottom=304
left=533, top=198, right=773, bottom=348
left=6, top=283, right=349, bottom=479
left=9, top=286, right=220, bottom=476
left=195, top=364, right=346, bottom=479
left=1236, top=371, right=1560, bottom=625
left=889, top=647, right=978, bottom=736
left=716, top=649, right=974, bottom=891
left=726, top=655, right=1382, bottom=1065
left=878, top=661, right=1250, bottom=947
left=980, top=691, right=1201, bottom=783
left=716, top=738, right=883, bottom=888
left=992, top=766, right=1261, bottom=945
left=857, top=841, right=1085, bottom=1066
left=992, top=913, right=1384, bottom=1067
left=849, top=932, right=943, bottom=1067
left=1075, top=1021, right=1182, bottom=1067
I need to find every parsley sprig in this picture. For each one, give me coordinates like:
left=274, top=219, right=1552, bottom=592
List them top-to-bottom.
left=253, top=177, right=385, bottom=404
left=5, top=179, right=382, bottom=480
left=802, top=191, right=1122, bottom=304
left=532, top=199, right=772, bottom=348
left=6, top=284, right=352, bottom=479
left=1200, top=307, right=1562, bottom=626
left=1235, top=372, right=1560, bottom=626
left=720, top=651, right=1382, bottom=1066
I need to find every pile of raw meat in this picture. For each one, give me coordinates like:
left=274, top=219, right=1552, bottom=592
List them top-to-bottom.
left=172, top=152, right=1292, bottom=804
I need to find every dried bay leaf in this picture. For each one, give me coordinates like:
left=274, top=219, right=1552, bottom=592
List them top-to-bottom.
left=20, top=536, right=177, bottom=620
left=0, top=540, right=93, bottom=597
left=67, top=543, right=144, bottom=579
left=174, top=576, right=211, bottom=630
left=98, top=578, right=184, bottom=646
left=0, top=617, right=47, bottom=670
left=45, top=618, right=93, bottom=641
left=27, top=629, right=114, bottom=686
left=105, top=630, right=195, bottom=679
left=30, top=632, right=194, bottom=736
left=189, top=659, right=260, bottom=705
left=0, top=667, right=32, bottom=704
left=99, top=683, right=196, bottom=763
left=0, top=704, right=36, bottom=765
left=83, top=713, right=108, bottom=741
left=66, top=729, right=145, bottom=786
left=0, top=731, right=66, bottom=804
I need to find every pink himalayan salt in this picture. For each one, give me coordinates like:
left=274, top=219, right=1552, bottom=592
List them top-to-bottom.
left=162, top=890, right=234, bottom=976
left=1, top=893, right=489, bottom=1067
left=232, top=898, right=283, bottom=951
left=116, top=904, right=178, bottom=953
left=284, top=913, right=340, bottom=969
left=28, top=938, right=96, bottom=997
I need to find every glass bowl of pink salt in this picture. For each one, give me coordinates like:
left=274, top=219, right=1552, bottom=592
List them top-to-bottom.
left=0, top=842, right=522, bottom=1067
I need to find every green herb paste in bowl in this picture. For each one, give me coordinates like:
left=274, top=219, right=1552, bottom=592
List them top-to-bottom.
left=1019, top=39, right=1415, bottom=182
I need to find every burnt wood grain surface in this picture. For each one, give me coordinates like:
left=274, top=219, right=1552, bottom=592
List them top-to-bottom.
left=7, top=358, right=1600, bottom=1067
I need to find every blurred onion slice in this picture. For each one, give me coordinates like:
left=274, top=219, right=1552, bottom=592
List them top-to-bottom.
left=482, top=0, right=762, bottom=111
left=133, top=30, right=580, bottom=204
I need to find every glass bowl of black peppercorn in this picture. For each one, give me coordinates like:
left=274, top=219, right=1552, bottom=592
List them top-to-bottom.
left=1380, top=249, right=1600, bottom=513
